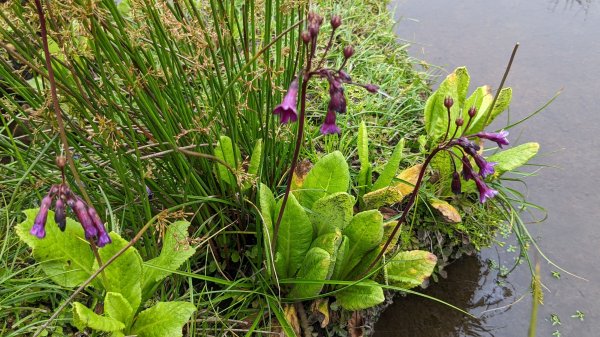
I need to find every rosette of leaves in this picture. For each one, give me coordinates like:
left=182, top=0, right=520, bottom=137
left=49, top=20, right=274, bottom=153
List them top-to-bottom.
left=259, top=151, right=437, bottom=313
left=16, top=209, right=197, bottom=337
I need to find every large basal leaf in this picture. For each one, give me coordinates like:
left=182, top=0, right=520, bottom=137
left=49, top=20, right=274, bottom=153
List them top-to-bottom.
left=424, top=67, right=470, bottom=140
left=468, top=87, right=512, bottom=134
left=357, top=121, right=371, bottom=199
left=214, top=135, right=242, bottom=187
left=243, top=138, right=263, bottom=190
left=372, top=138, right=405, bottom=191
left=487, top=142, right=540, bottom=175
left=294, top=151, right=350, bottom=209
left=363, top=164, right=421, bottom=209
left=259, top=183, right=276, bottom=277
left=309, top=192, right=355, bottom=236
left=275, top=193, right=313, bottom=279
left=429, top=199, right=462, bottom=223
left=16, top=209, right=94, bottom=287
left=341, top=210, right=383, bottom=277
left=142, top=221, right=196, bottom=297
left=310, top=229, right=343, bottom=279
left=96, top=232, right=143, bottom=312
left=330, top=235, right=349, bottom=281
left=288, top=247, right=331, bottom=299
left=386, top=250, right=437, bottom=289
left=335, top=280, right=385, bottom=311
left=105, top=292, right=134, bottom=329
left=73, top=302, right=125, bottom=332
left=129, top=302, right=196, bottom=337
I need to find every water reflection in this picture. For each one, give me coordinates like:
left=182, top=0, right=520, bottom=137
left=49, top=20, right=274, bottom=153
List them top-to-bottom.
left=375, top=256, right=517, bottom=337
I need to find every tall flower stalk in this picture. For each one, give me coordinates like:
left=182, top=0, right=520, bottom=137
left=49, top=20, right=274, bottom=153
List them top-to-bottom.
left=271, top=12, right=379, bottom=248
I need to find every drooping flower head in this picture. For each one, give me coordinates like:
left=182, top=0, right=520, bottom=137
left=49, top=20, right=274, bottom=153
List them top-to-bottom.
left=273, top=78, right=299, bottom=124
left=320, top=110, right=341, bottom=135
left=475, top=130, right=510, bottom=148
left=472, top=153, right=496, bottom=178
left=461, top=155, right=477, bottom=181
left=451, top=171, right=462, bottom=195
left=473, top=175, right=499, bottom=203
left=31, top=195, right=52, bottom=239
left=54, top=197, right=66, bottom=231
left=70, top=198, right=98, bottom=240
left=88, top=206, right=112, bottom=247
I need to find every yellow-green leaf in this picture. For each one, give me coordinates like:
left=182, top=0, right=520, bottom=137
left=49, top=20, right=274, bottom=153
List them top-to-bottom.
left=386, top=250, right=437, bottom=289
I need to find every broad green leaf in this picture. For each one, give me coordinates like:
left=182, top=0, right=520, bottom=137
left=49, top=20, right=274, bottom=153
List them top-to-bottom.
left=424, top=67, right=470, bottom=139
left=462, top=85, right=493, bottom=134
left=468, top=87, right=512, bottom=134
left=356, top=122, right=371, bottom=198
left=214, top=135, right=242, bottom=186
left=247, top=138, right=263, bottom=176
left=372, top=138, right=405, bottom=191
left=487, top=142, right=539, bottom=175
left=294, top=151, right=350, bottom=209
left=363, top=164, right=422, bottom=209
left=259, top=184, right=276, bottom=277
left=309, top=192, right=355, bottom=236
left=275, top=193, right=313, bottom=278
left=429, top=199, right=462, bottom=223
left=16, top=209, right=94, bottom=287
left=341, top=210, right=384, bottom=277
left=142, top=221, right=196, bottom=297
left=345, top=221, right=401, bottom=279
left=381, top=221, right=401, bottom=254
left=310, top=229, right=343, bottom=279
left=96, top=233, right=143, bottom=311
left=330, top=236, right=349, bottom=281
left=288, top=247, right=331, bottom=299
left=386, top=250, right=437, bottom=289
left=335, top=280, right=384, bottom=311
left=105, top=292, right=134, bottom=328
left=73, top=302, right=125, bottom=332
left=130, top=302, right=196, bottom=337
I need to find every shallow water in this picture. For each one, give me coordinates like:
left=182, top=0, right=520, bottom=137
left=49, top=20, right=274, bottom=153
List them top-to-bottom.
left=376, top=1, right=600, bottom=336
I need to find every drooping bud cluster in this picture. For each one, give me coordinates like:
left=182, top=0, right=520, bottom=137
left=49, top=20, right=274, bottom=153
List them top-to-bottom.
left=272, top=12, right=381, bottom=135
left=436, top=97, right=512, bottom=203
left=30, top=184, right=111, bottom=247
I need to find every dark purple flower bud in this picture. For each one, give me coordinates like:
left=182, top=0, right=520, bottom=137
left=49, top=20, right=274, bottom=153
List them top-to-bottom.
left=308, top=11, right=316, bottom=22
left=331, top=15, right=342, bottom=29
left=308, top=21, right=320, bottom=38
left=301, top=31, right=311, bottom=43
left=343, top=45, right=354, bottom=59
left=338, top=70, right=352, bottom=83
left=273, top=78, right=299, bottom=124
left=364, top=84, right=379, bottom=93
left=328, top=87, right=347, bottom=114
left=444, top=96, right=454, bottom=109
left=468, top=106, right=477, bottom=117
left=320, top=110, right=341, bottom=135
left=455, top=118, right=464, bottom=127
left=475, top=130, right=510, bottom=148
left=461, top=155, right=477, bottom=181
left=55, top=156, right=66, bottom=169
left=451, top=171, right=462, bottom=195
left=474, top=176, right=499, bottom=203
left=146, top=185, right=154, bottom=200
left=31, top=195, right=52, bottom=238
left=55, top=198, right=66, bottom=231
left=72, top=199, right=97, bottom=240
left=88, top=206, right=111, bottom=247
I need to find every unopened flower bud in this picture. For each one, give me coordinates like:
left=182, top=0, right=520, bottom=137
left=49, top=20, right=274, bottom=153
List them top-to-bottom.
left=308, top=11, right=316, bottom=22
left=331, top=15, right=342, bottom=29
left=308, top=22, right=320, bottom=38
left=301, top=31, right=311, bottom=43
left=343, top=45, right=354, bottom=59
left=338, top=70, right=352, bottom=83
left=364, top=84, right=379, bottom=93
left=444, top=96, right=454, bottom=109
left=468, top=106, right=477, bottom=117
left=455, top=118, right=464, bottom=127
left=55, top=156, right=66, bottom=169
left=451, top=171, right=462, bottom=195
left=55, top=198, right=66, bottom=231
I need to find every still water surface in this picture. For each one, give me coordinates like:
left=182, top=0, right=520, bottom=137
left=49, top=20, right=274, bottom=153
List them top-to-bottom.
left=376, top=1, right=600, bottom=336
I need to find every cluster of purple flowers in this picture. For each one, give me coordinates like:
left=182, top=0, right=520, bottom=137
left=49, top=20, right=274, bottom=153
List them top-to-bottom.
left=272, top=13, right=378, bottom=134
left=442, top=98, right=510, bottom=203
left=30, top=184, right=112, bottom=247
